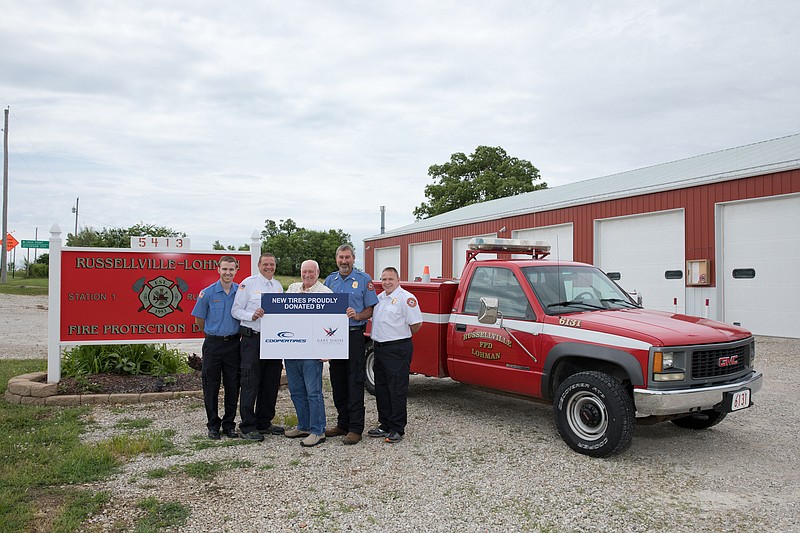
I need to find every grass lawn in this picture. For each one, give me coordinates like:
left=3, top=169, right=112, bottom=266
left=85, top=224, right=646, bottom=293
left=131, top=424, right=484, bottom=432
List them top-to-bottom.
left=0, top=275, right=49, bottom=296
left=274, top=275, right=300, bottom=290
left=0, top=358, right=184, bottom=532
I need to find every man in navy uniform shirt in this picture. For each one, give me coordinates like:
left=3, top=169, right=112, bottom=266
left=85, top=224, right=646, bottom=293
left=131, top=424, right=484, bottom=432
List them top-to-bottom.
left=323, top=244, right=379, bottom=445
left=191, top=255, right=242, bottom=440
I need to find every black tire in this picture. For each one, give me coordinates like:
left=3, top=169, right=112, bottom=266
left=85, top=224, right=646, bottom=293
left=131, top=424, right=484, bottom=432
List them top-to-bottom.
left=364, top=343, right=376, bottom=396
left=553, top=371, right=635, bottom=458
left=671, top=410, right=727, bottom=430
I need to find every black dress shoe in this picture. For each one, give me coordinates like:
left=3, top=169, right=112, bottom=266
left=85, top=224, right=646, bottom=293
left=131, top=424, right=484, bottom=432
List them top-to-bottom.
left=257, top=424, right=285, bottom=435
left=222, top=428, right=238, bottom=438
left=207, top=429, right=221, bottom=440
left=240, top=431, right=265, bottom=442
left=384, top=431, right=403, bottom=443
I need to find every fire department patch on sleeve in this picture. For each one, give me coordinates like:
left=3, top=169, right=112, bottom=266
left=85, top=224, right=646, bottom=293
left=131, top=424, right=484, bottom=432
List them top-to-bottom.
left=367, top=281, right=374, bottom=291
left=407, top=298, right=417, bottom=308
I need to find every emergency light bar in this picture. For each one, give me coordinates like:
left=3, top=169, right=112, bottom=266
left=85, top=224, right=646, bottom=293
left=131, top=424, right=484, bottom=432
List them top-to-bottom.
left=467, top=237, right=551, bottom=260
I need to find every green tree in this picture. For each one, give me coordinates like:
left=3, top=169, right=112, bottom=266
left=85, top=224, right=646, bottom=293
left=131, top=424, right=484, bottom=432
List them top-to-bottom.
left=414, top=146, right=547, bottom=220
left=261, top=219, right=350, bottom=276
left=66, top=223, right=186, bottom=247
left=212, top=240, right=235, bottom=251
left=213, top=240, right=250, bottom=251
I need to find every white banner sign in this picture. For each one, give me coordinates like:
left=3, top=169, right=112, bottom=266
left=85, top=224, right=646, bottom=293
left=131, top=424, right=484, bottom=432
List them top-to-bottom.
left=259, top=293, right=349, bottom=360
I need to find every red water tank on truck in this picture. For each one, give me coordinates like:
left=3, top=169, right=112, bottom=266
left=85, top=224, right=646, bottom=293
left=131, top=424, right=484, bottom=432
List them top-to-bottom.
left=364, top=238, right=762, bottom=457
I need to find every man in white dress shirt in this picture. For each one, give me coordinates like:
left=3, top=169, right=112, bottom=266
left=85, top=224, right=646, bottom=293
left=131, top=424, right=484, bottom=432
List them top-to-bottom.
left=232, top=252, right=285, bottom=441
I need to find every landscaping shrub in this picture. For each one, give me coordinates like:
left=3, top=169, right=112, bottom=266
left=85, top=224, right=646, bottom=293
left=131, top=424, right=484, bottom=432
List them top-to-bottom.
left=61, top=344, right=189, bottom=377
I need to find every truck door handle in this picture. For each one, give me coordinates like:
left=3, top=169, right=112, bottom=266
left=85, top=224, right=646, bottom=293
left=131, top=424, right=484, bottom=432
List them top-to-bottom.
left=455, top=324, right=466, bottom=332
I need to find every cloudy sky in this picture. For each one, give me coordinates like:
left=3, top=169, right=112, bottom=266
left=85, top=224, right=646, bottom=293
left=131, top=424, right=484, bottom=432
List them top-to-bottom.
left=1, top=1, right=798, bottom=261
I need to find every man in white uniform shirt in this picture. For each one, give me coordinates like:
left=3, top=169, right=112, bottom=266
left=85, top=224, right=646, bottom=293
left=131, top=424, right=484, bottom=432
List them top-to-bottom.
left=232, top=252, right=285, bottom=441
left=368, top=267, right=423, bottom=443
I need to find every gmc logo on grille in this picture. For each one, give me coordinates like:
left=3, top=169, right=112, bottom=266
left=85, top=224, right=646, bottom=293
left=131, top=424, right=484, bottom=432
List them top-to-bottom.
left=718, top=355, right=739, bottom=367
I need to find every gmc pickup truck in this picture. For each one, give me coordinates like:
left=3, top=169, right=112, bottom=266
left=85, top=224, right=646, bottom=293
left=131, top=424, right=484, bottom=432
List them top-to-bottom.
left=365, top=238, right=762, bottom=457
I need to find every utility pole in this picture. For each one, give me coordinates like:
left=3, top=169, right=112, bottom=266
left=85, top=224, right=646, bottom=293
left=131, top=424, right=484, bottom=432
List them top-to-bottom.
left=1, top=107, right=9, bottom=283
left=71, top=196, right=79, bottom=236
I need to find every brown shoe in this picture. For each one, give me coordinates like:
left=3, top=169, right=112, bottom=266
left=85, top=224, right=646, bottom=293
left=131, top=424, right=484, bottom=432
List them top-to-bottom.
left=324, top=426, right=347, bottom=437
left=342, top=432, right=362, bottom=445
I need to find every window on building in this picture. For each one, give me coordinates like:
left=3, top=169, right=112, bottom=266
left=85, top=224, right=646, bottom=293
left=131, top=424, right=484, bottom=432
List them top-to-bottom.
left=732, top=268, right=756, bottom=279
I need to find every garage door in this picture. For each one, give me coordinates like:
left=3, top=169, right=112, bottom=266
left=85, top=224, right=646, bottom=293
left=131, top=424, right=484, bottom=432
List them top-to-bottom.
left=720, top=193, right=800, bottom=338
left=595, top=210, right=685, bottom=313
left=513, top=223, right=574, bottom=261
left=452, top=233, right=496, bottom=278
left=408, top=241, right=442, bottom=281
left=374, top=246, right=401, bottom=280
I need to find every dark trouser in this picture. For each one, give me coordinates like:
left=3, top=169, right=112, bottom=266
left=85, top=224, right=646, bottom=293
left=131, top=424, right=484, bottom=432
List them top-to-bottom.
left=329, top=328, right=366, bottom=434
left=238, top=333, right=283, bottom=434
left=202, top=336, right=241, bottom=432
left=374, top=338, right=413, bottom=435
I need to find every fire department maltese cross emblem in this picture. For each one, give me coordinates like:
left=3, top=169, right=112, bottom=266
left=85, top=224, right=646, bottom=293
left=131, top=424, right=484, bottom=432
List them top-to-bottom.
left=132, top=276, right=188, bottom=317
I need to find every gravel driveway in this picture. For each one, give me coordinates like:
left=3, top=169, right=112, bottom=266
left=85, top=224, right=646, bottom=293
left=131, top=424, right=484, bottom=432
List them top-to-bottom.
left=1, top=294, right=798, bottom=532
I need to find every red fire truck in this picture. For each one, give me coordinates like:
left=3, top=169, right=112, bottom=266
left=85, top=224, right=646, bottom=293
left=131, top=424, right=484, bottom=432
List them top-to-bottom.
left=365, top=238, right=762, bottom=457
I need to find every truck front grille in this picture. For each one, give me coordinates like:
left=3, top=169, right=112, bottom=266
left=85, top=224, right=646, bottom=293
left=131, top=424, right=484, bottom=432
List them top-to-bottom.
left=691, top=345, right=750, bottom=379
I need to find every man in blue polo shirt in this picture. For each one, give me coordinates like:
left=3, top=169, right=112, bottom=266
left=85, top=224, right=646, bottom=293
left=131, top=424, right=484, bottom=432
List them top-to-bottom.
left=323, top=244, right=379, bottom=445
left=192, top=255, right=241, bottom=440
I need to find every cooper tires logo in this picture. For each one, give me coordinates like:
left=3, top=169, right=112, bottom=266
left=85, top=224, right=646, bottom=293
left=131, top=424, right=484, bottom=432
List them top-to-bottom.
left=133, top=276, right=187, bottom=318
left=277, top=331, right=295, bottom=338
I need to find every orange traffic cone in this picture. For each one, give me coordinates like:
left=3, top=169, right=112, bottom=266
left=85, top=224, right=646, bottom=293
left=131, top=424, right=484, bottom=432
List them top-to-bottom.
left=422, top=265, right=431, bottom=283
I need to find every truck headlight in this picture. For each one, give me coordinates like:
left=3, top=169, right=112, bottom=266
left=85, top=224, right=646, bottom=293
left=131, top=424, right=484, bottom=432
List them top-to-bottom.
left=653, top=350, right=685, bottom=381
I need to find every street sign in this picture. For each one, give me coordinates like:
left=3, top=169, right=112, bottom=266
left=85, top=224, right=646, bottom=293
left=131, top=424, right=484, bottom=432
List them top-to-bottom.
left=4, top=234, right=19, bottom=251
left=21, top=240, right=49, bottom=249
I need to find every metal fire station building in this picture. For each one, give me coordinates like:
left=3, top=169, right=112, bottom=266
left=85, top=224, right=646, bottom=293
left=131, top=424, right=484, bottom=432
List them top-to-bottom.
left=364, top=133, right=800, bottom=339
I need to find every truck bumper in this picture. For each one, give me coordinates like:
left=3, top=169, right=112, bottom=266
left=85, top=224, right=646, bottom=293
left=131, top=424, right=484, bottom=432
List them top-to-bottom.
left=633, top=371, right=763, bottom=416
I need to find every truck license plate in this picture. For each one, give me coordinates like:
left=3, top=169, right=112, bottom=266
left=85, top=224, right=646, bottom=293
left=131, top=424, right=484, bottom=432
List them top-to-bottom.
left=730, top=389, right=751, bottom=411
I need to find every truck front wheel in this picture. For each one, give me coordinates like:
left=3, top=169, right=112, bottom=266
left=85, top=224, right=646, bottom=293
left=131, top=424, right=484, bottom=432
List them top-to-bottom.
left=365, top=343, right=376, bottom=396
left=554, top=371, right=635, bottom=458
left=671, top=410, right=727, bottom=429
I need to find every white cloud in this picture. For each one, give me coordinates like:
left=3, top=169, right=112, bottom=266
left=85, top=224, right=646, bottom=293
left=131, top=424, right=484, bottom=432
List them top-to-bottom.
left=1, top=0, right=798, bottom=258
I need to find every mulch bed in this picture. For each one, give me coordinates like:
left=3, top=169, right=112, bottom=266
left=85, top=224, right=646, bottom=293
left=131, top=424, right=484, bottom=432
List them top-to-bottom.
left=56, top=371, right=203, bottom=395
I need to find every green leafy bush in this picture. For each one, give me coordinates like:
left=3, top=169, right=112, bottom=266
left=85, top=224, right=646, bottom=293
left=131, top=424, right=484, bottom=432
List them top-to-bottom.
left=28, top=263, right=49, bottom=277
left=61, top=344, right=189, bottom=377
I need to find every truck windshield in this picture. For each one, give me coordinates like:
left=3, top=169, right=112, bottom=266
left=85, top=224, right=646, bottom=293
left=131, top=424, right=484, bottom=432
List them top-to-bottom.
left=522, top=265, right=639, bottom=315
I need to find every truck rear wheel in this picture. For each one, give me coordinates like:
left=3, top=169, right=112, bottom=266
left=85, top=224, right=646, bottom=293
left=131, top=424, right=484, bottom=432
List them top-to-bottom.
left=365, top=343, right=376, bottom=396
left=554, top=371, right=635, bottom=458
left=671, top=410, right=727, bottom=429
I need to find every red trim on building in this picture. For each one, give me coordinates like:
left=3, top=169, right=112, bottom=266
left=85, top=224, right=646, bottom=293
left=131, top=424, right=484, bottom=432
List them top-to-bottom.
left=365, top=169, right=800, bottom=285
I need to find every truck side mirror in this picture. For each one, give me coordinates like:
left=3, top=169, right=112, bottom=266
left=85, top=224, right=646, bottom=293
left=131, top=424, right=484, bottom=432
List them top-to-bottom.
left=628, top=290, right=643, bottom=306
left=478, top=297, right=499, bottom=324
